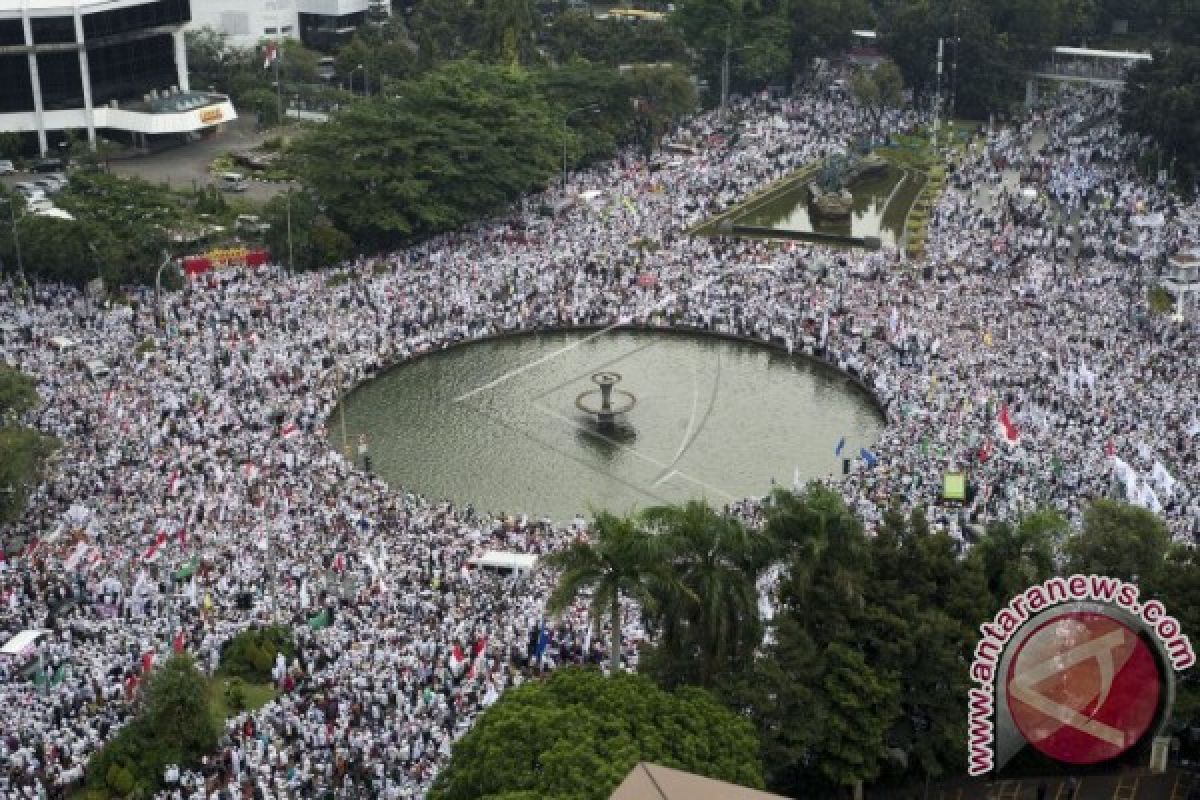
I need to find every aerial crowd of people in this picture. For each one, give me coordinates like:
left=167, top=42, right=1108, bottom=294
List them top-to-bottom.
left=0, top=79, right=1195, bottom=799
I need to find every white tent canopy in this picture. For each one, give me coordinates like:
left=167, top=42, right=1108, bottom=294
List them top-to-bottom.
left=468, top=551, right=539, bottom=576
left=1, top=629, right=50, bottom=656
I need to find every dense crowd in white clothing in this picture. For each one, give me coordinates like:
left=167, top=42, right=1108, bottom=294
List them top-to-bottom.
left=0, top=83, right=1196, bottom=799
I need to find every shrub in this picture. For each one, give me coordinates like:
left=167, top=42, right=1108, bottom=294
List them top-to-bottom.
left=219, top=625, right=295, bottom=683
left=225, top=677, right=248, bottom=711
left=106, top=765, right=135, bottom=795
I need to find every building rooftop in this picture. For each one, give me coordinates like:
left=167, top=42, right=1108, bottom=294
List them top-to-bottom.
left=1, top=0, right=160, bottom=17
left=123, top=91, right=230, bottom=114
left=609, top=764, right=792, bottom=800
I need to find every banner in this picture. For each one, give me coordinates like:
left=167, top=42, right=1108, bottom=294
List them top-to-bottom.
left=184, top=248, right=270, bottom=277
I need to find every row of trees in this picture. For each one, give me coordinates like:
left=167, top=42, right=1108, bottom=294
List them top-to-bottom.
left=0, top=173, right=246, bottom=287
left=434, top=488, right=1200, bottom=798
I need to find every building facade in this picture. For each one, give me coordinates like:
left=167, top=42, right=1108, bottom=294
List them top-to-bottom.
left=0, top=0, right=236, bottom=156
left=188, top=0, right=388, bottom=52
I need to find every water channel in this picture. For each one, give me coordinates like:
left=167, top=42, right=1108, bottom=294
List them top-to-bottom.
left=730, top=164, right=920, bottom=248
left=334, top=330, right=884, bottom=522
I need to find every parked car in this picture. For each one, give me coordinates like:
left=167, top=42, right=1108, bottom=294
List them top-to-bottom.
left=32, top=157, right=64, bottom=173
left=0, top=159, right=14, bottom=175
left=219, top=172, right=248, bottom=192
left=32, top=179, right=61, bottom=194
left=14, top=183, right=45, bottom=203
left=236, top=214, right=271, bottom=235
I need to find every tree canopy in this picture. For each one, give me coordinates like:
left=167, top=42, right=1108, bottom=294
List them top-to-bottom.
left=1121, top=46, right=1200, bottom=194
left=87, top=655, right=220, bottom=797
left=427, top=668, right=764, bottom=800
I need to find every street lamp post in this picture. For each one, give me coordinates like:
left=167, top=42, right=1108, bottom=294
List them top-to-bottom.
left=719, top=30, right=753, bottom=122
left=562, top=105, right=600, bottom=190
left=286, top=188, right=295, bottom=276
left=154, top=249, right=172, bottom=332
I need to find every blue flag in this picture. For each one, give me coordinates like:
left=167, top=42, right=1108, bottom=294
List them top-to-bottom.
left=835, top=436, right=846, bottom=457
left=860, top=448, right=878, bottom=468
left=534, top=621, right=550, bottom=662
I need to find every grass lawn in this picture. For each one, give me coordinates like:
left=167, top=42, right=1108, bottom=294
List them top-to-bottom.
left=207, top=676, right=278, bottom=727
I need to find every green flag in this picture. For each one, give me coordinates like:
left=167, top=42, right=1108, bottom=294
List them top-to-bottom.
left=920, top=437, right=929, bottom=456
left=1051, top=456, right=1063, bottom=475
left=175, top=556, right=200, bottom=581
left=307, top=609, right=331, bottom=631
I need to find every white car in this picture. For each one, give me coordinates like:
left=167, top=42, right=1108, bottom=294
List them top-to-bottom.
left=0, top=159, right=14, bottom=175
left=14, top=183, right=45, bottom=203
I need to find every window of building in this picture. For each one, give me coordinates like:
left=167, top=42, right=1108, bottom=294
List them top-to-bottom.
left=83, top=0, right=191, bottom=40
left=219, top=11, right=250, bottom=36
left=32, top=15, right=77, bottom=45
left=0, top=19, right=26, bottom=47
left=281, top=25, right=294, bottom=34
left=264, top=27, right=278, bottom=35
left=36, top=52, right=84, bottom=111
left=0, top=55, right=34, bottom=113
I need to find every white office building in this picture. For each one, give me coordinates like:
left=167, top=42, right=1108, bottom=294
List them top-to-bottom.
left=0, top=0, right=237, bottom=156
left=187, top=0, right=389, bottom=51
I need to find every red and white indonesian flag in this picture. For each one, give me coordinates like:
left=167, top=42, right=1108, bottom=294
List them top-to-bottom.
left=263, top=42, right=279, bottom=69
left=996, top=404, right=1020, bottom=445
left=281, top=422, right=300, bottom=440
left=241, top=462, right=259, bottom=482
left=168, top=471, right=181, bottom=496
left=143, top=532, right=168, bottom=562
left=64, top=542, right=90, bottom=572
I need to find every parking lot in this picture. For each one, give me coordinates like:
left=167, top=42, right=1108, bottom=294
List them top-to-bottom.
left=1, top=115, right=289, bottom=205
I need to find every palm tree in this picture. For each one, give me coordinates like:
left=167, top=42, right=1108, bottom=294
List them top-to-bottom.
left=641, top=500, right=771, bottom=684
left=544, top=511, right=670, bottom=674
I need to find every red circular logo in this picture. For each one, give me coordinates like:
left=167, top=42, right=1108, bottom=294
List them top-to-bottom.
left=1005, top=611, right=1162, bottom=765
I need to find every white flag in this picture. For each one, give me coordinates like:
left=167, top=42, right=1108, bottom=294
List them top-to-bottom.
left=1151, top=461, right=1177, bottom=496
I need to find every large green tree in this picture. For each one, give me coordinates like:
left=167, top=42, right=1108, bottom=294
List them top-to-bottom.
left=410, top=0, right=480, bottom=70
left=671, top=0, right=791, bottom=98
left=293, top=61, right=562, bottom=247
left=1066, top=498, right=1170, bottom=582
left=969, top=510, right=1061, bottom=610
left=428, top=669, right=764, bottom=800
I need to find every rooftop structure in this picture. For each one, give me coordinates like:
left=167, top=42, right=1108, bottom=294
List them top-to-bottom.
left=187, top=0, right=388, bottom=51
